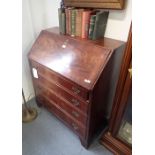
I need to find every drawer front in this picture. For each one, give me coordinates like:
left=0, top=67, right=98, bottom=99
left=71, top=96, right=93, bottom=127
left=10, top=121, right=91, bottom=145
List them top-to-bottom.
left=30, top=60, right=89, bottom=101
left=38, top=75, right=88, bottom=114
left=36, top=84, right=87, bottom=125
left=37, top=93, right=86, bottom=138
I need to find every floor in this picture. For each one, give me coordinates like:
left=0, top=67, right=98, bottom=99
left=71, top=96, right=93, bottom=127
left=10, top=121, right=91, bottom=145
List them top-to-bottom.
left=22, top=99, right=113, bottom=155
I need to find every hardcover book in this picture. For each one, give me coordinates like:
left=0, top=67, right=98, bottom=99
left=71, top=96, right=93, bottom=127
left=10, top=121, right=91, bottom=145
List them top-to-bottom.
left=58, top=8, right=66, bottom=34
left=58, top=8, right=62, bottom=34
left=65, top=8, right=69, bottom=34
left=68, top=8, right=73, bottom=35
left=68, top=9, right=71, bottom=35
left=71, top=9, right=76, bottom=37
left=75, top=9, right=83, bottom=37
left=81, top=10, right=91, bottom=39
left=92, top=11, right=109, bottom=40
left=61, top=12, right=66, bottom=34
left=88, top=15, right=96, bottom=39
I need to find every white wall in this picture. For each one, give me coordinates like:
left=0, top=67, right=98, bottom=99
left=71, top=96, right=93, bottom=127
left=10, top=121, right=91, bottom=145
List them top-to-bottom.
left=22, top=0, right=131, bottom=100
left=22, top=0, right=35, bottom=100
left=22, top=0, right=61, bottom=100
left=29, top=0, right=61, bottom=38
left=105, top=0, right=132, bottom=41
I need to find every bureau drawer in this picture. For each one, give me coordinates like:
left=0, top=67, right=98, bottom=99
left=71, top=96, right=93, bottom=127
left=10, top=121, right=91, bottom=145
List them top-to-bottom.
left=30, top=60, right=89, bottom=101
left=37, top=75, right=88, bottom=114
left=36, top=84, right=87, bottom=125
left=37, top=94, right=86, bottom=138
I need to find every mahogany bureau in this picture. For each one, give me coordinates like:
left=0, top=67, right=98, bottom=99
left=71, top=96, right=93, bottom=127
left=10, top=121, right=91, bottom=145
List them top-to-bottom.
left=28, top=27, right=125, bottom=148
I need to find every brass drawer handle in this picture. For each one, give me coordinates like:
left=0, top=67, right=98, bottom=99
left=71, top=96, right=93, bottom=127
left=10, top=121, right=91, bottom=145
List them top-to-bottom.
left=72, top=86, right=80, bottom=94
left=71, top=98, right=80, bottom=106
left=72, top=111, right=79, bottom=117
left=72, top=123, right=78, bottom=130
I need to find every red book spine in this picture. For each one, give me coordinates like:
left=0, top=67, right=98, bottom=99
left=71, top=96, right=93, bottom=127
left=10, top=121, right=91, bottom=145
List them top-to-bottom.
left=81, top=11, right=91, bottom=39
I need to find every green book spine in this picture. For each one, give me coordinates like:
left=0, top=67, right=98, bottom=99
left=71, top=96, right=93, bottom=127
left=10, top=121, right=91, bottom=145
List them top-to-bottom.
left=58, top=8, right=62, bottom=34
left=58, top=8, right=66, bottom=34
left=71, top=9, right=76, bottom=37
left=75, top=9, right=83, bottom=37
left=92, top=11, right=109, bottom=40
left=61, top=12, right=66, bottom=34
left=88, top=15, right=96, bottom=39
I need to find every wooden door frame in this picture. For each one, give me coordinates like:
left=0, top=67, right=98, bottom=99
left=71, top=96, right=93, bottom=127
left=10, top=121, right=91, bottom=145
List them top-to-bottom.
left=100, top=24, right=132, bottom=155
left=109, top=24, right=132, bottom=135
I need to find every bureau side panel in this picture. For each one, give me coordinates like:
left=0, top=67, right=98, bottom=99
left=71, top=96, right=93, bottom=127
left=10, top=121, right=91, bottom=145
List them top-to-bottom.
left=87, top=45, right=125, bottom=144
left=105, top=45, right=125, bottom=119
left=87, top=52, right=115, bottom=144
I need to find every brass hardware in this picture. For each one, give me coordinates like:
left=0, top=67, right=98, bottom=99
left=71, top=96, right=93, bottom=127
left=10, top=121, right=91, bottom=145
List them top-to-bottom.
left=128, top=68, right=132, bottom=79
left=72, top=86, right=80, bottom=94
left=22, top=89, right=38, bottom=123
left=71, top=98, right=80, bottom=106
left=22, top=108, right=38, bottom=123
left=72, top=111, right=79, bottom=117
left=72, top=123, right=78, bottom=130
left=107, top=132, right=110, bottom=135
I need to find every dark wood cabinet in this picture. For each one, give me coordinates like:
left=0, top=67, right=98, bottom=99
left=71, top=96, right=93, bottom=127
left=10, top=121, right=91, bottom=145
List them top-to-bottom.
left=63, top=0, right=125, bottom=9
left=100, top=25, right=132, bottom=154
left=28, top=27, right=125, bottom=148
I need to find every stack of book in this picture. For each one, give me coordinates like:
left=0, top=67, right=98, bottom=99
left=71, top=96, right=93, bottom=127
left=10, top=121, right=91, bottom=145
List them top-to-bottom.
left=58, top=8, right=109, bottom=40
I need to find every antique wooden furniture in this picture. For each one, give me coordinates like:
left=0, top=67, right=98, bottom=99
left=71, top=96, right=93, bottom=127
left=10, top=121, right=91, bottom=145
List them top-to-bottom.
left=63, top=0, right=125, bottom=9
left=100, top=25, right=132, bottom=154
left=28, top=27, right=125, bottom=148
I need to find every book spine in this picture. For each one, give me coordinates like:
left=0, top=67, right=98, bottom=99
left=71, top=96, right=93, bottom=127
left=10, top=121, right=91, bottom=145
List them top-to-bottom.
left=58, top=8, right=62, bottom=34
left=65, top=9, right=69, bottom=34
left=68, top=9, right=72, bottom=35
left=71, top=9, right=76, bottom=37
left=75, top=9, right=83, bottom=37
left=81, top=11, right=91, bottom=39
left=92, top=11, right=109, bottom=40
left=61, top=12, right=66, bottom=34
left=88, top=15, right=96, bottom=39
left=92, top=15, right=99, bottom=40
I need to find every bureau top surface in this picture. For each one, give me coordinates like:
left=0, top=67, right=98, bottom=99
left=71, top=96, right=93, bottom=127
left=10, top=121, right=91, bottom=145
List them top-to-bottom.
left=28, top=27, right=124, bottom=90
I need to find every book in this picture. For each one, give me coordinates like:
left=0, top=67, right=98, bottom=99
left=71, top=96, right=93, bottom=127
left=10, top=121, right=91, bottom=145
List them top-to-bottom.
left=67, top=7, right=74, bottom=35
left=58, top=8, right=66, bottom=34
left=58, top=8, right=62, bottom=33
left=65, top=8, right=69, bottom=34
left=68, top=8, right=71, bottom=35
left=70, top=9, right=76, bottom=37
left=75, top=9, right=83, bottom=37
left=81, top=10, right=91, bottom=39
left=92, top=11, right=109, bottom=40
left=61, top=12, right=66, bottom=34
left=88, top=15, right=96, bottom=39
